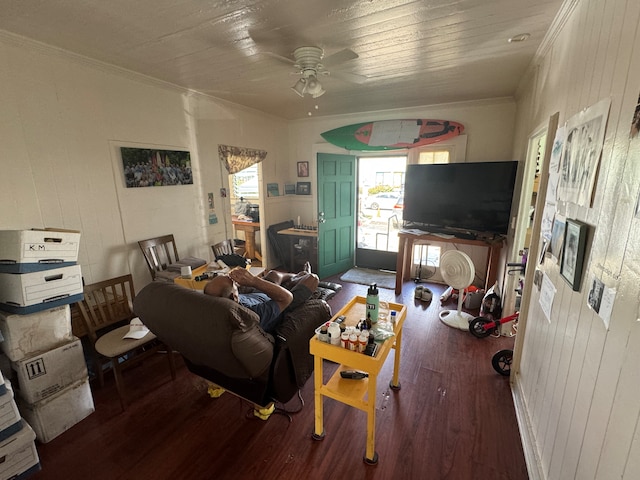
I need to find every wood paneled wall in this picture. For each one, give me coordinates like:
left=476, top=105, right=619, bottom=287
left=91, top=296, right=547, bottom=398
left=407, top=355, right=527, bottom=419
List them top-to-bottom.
left=512, top=1, right=640, bottom=479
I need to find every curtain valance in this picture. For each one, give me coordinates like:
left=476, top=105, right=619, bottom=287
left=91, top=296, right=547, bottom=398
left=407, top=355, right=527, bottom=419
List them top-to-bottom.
left=218, top=144, right=267, bottom=174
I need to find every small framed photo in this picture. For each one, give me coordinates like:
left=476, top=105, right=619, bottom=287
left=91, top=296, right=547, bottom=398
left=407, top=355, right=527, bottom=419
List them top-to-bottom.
left=297, top=161, right=309, bottom=177
left=296, top=182, right=311, bottom=195
left=267, top=183, right=279, bottom=197
left=284, top=183, right=296, bottom=195
left=560, top=218, right=588, bottom=291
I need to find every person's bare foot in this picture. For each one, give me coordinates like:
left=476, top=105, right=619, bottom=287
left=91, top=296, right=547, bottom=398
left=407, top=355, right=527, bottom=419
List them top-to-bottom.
left=303, top=261, right=312, bottom=274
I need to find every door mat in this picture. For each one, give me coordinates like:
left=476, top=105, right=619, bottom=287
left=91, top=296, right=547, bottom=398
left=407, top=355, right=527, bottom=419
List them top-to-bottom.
left=339, top=267, right=396, bottom=289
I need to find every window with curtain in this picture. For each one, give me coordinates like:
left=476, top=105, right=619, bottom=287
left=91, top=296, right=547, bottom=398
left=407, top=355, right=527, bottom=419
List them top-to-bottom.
left=231, top=164, right=260, bottom=200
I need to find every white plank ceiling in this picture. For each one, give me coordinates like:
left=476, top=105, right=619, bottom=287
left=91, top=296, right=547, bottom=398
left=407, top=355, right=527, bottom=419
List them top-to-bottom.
left=0, top=0, right=564, bottom=119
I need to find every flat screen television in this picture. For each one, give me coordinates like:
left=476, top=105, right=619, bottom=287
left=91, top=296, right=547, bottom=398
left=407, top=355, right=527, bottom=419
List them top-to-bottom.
left=402, top=161, right=518, bottom=236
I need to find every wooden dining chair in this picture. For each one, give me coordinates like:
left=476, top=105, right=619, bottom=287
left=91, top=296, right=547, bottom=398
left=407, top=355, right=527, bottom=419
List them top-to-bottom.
left=138, top=234, right=179, bottom=280
left=212, top=239, right=235, bottom=257
left=76, top=274, right=176, bottom=411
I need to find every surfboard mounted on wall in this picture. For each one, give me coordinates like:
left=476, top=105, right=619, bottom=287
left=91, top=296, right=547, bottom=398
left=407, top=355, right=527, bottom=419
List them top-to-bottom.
left=321, top=119, right=464, bottom=151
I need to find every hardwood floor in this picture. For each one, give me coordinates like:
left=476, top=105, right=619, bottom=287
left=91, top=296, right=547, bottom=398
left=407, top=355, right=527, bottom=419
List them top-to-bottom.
left=30, top=276, right=527, bottom=480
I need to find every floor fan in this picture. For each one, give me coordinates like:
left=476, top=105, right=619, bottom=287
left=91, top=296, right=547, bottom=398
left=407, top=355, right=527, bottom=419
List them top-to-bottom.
left=438, top=250, right=476, bottom=330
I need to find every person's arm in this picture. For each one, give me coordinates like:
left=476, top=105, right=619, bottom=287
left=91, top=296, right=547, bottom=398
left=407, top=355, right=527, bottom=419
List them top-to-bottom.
left=229, top=268, right=293, bottom=312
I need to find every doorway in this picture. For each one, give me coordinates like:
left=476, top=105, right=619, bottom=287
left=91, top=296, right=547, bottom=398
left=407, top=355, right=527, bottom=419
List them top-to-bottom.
left=356, top=156, right=406, bottom=271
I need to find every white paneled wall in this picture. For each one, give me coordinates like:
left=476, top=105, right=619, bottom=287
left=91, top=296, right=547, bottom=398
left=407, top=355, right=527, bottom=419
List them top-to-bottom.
left=512, top=1, right=640, bottom=479
left=0, top=34, right=290, bottom=290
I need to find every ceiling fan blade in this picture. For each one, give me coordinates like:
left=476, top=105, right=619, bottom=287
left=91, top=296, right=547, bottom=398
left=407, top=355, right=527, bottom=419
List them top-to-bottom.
left=322, top=48, right=359, bottom=68
left=259, top=50, right=296, bottom=66
left=330, top=70, right=369, bottom=85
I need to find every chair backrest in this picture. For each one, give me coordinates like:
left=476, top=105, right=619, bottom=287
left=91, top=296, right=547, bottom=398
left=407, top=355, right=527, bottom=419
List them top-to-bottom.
left=267, top=220, right=294, bottom=266
left=138, top=234, right=180, bottom=280
left=212, top=239, right=235, bottom=257
left=76, top=274, right=136, bottom=344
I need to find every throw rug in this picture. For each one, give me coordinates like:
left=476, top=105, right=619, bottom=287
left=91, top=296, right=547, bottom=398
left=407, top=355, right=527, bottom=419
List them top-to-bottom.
left=339, top=267, right=396, bottom=290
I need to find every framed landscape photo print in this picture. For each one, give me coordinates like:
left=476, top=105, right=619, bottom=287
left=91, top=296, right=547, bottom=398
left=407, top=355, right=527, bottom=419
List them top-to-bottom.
left=560, top=219, right=588, bottom=291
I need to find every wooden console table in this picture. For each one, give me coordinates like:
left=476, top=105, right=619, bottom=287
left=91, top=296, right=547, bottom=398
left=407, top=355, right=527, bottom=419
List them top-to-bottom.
left=232, top=217, right=262, bottom=261
left=395, top=230, right=504, bottom=294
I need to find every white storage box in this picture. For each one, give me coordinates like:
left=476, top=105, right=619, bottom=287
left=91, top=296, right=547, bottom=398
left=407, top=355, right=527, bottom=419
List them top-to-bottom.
left=0, top=229, right=80, bottom=273
left=0, top=264, right=83, bottom=314
left=0, top=305, right=73, bottom=361
left=11, top=337, right=88, bottom=404
left=18, top=378, right=94, bottom=443
left=0, top=381, right=22, bottom=442
left=0, top=421, right=40, bottom=479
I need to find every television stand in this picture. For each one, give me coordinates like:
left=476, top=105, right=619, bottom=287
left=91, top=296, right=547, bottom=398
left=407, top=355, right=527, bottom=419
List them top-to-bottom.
left=395, top=230, right=504, bottom=294
left=453, top=231, right=477, bottom=240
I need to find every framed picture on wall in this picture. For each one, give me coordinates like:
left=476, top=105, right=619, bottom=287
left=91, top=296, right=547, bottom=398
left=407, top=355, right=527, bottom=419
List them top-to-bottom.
left=120, top=147, right=192, bottom=188
left=297, top=161, right=309, bottom=177
left=296, top=182, right=311, bottom=195
left=560, top=218, right=588, bottom=291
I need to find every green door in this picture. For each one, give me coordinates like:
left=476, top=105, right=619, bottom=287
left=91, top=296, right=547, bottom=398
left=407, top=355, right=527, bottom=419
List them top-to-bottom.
left=317, top=153, right=356, bottom=278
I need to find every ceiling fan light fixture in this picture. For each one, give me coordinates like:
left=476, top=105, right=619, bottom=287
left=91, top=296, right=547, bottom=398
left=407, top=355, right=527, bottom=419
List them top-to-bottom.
left=305, top=75, right=325, bottom=98
left=291, top=78, right=307, bottom=97
left=311, top=86, right=326, bottom=98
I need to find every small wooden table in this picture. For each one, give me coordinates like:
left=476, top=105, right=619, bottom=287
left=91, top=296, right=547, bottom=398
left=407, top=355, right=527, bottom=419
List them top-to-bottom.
left=232, top=217, right=262, bottom=261
left=395, top=230, right=504, bottom=294
left=173, top=264, right=265, bottom=291
left=173, top=264, right=212, bottom=291
left=310, top=296, right=407, bottom=465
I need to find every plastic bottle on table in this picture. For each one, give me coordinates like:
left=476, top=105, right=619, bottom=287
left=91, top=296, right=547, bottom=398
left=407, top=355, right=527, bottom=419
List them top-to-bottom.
left=366, top=283, right=379, bottom=323
left=328, top=323, right=341, bottom=346
left=349, top=331, right=359, bottom=351
left=358, top=331, right=369, bottom=353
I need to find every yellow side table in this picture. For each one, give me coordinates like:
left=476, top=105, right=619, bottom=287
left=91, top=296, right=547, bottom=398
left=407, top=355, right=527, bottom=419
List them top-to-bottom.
left=310, top=296, right=406, bottom=465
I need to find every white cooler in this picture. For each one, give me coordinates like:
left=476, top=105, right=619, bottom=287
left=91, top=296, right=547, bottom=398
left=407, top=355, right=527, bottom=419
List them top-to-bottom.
left=0, top=229, right=80, bottom=273
left=0, top=264, right=83, bottom=314
left=0, top=305, right=73, bottom=361
left=11, top=337, right=88, bottom=404
left=18, top=378, right=94, bottom=443
left=0, top=421, right=40, bottom=479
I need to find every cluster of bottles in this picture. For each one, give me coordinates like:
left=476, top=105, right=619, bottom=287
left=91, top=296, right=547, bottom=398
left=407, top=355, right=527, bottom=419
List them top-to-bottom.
left=317, top=321, right=375, bottom=354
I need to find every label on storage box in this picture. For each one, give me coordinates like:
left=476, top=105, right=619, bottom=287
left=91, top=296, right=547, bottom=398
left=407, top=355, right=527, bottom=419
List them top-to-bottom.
left=0, top=229, right=80, bottom=273
left=11, top=338, right=88, bottom=404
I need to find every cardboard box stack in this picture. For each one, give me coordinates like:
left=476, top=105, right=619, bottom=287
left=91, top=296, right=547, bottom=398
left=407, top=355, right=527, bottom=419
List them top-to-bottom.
left=0, top=229, right=94, bottom=455
left=0, top=370, right=40, bottom=479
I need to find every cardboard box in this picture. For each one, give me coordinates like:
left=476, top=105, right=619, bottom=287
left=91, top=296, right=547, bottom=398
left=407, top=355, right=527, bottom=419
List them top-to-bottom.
left=0, top=229, right=80, bottom=273
left=0, top=264, right=83, bottom=314
left=0, top=305, right=73, bottom=361
left=11, top=337, right=88, bottom=404
left=18, top=378, right=94, bottom=443
left=0, top=381, right=22, bottom=443
left=0, top=421, right=40, bottom=479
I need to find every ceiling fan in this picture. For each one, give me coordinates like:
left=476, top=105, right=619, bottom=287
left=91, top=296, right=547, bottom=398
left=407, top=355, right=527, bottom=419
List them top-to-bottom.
left=260, top=45, right=365, bottom=98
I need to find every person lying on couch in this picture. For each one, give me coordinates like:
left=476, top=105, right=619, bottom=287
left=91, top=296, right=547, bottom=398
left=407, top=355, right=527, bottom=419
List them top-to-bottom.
left=203, top=263, right=319, bottom=334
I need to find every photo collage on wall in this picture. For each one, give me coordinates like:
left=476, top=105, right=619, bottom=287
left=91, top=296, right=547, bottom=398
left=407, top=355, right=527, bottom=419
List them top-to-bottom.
left=535, top=92, right=640, bottom=330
